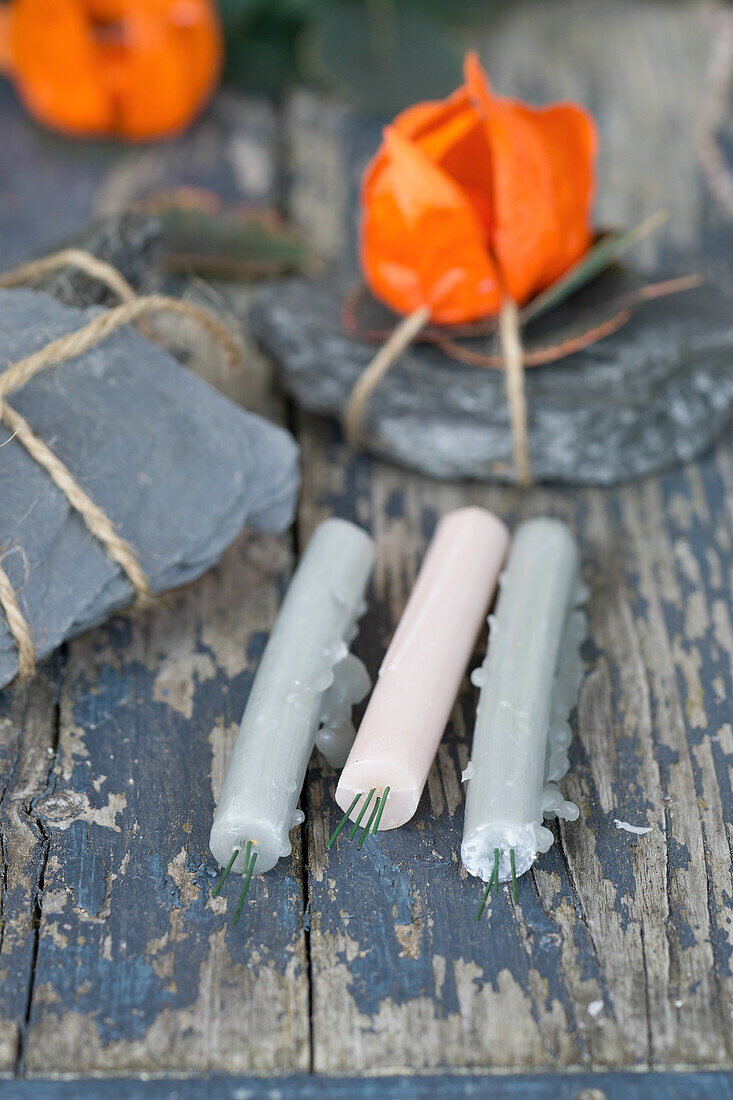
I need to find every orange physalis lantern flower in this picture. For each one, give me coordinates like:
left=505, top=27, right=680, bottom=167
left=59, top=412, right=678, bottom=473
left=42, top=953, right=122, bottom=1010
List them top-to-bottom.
left=0, top=0, right=222, bottom=140
left=360, top=53, right=598, bottom=326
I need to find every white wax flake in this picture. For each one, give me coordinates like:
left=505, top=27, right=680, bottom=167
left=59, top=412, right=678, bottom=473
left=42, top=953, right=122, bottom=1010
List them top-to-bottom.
left=575, top=581, right=590, bottom=607
left=315, top=652, right=371, bottom=767
left=470, top=667, right=486, bottom=689
left=461, top=761, right=475, bottom=783
left=541, top=783, right=578, bottom=822
left=614, top=818, right=652, bottom=836
left=588, top=1000, right=604, bottom=1017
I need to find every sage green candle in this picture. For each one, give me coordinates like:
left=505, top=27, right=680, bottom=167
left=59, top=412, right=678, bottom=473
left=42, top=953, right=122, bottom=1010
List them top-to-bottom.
left=210, top=518, right=374, bottom=876
left=461, top=518, right=586, bottom=883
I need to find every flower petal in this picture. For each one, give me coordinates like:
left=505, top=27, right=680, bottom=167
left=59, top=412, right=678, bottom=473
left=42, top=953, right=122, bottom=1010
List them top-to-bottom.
left=360, top=51, right=597, bottom=323
left=464, top=52, right=596, bottom=303
left=362, top=89, right=474, bottom=206
left=528, top=103, right=597, bottom=287
left=361, top=126, right=501, bottom=323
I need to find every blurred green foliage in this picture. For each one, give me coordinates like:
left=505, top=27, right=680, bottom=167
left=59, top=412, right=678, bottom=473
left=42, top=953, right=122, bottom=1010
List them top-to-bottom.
left=218, top=0, right=493, bottom=113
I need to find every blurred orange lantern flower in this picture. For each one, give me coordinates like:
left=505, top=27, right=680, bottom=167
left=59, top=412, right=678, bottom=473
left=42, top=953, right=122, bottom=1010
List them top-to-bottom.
left=0, top=0, right=222, bottom=140
left=360, top=52, right=598, bottom=325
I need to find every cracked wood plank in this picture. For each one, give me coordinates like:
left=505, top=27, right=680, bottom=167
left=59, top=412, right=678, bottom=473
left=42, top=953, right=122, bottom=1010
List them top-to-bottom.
left=0, top=0, right=731, bottom=1082
left=286, top=0, right=733, bottom=1074
left=0, top=95, right=309, bottom=1074
left=23, top=532, right=308, bottom=1075
left=0, top=667, right=61, bottom=1072
left=2, top=1070, right=733, bottom=1099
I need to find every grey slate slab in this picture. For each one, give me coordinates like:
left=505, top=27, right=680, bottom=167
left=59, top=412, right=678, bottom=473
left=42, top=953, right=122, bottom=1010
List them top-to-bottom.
left=25, top=211, right=164, bottom=305
left=250, top=273, right=733, bottom=484
left=0, top=287, right=299, bottom=688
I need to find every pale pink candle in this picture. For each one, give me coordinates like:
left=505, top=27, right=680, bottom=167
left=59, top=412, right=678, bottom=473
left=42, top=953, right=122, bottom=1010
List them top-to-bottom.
left=335, top=507, right=509, bottom=831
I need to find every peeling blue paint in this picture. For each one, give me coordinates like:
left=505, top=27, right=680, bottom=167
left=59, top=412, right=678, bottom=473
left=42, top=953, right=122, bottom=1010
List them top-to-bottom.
left=0, top=271, right=731, bottom=1077
left=69, top=821, right=108, bottom=917
left=668, top=837, right=691, bottom=871
left=3, top=1070, right=733, bottom=1100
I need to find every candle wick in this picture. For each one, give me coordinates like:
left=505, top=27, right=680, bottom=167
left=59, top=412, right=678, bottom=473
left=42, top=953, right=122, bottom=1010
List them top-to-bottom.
left=328, top=786, right=391, bottom=857
left=372, top=787, right=390, bottom=834
left=349, top=789, right=376, bottom=840
left=327, top=792, right=361, bottom=850
left=357, top=796, right=381, bottom=849
left=214, top=841, right=259, bottom=927
left=233, top=842, right=257, bottom=927
left=213, top=846, right=240, bottom=897
left=475, top=848, right=501, bottom=921
left=476, top=848, right=519, bottom=919
left=509, top=848, right=518, bottom=901
left=476, top=872, right=494, bottom=921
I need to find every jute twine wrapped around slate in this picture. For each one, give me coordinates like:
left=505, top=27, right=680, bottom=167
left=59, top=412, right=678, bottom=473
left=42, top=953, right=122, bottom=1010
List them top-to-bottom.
left=0, top=249, right=240, bottom=683
left=342, top=298, right=532, bottom=486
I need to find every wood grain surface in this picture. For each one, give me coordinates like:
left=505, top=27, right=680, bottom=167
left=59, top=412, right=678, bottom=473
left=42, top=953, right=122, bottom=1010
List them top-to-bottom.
left=0, top=0, right=732, bottom=1089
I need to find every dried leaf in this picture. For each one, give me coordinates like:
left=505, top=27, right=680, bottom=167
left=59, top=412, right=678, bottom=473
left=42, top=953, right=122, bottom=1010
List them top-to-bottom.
left=141, top=192, right=311, bottom=279
left=520, top=210, right=668, bottom=324
left=344, top=212, right=677, bottom=363
left=344, top=261, right=699, bottom=368
left=437, top=267, right=676, bottom=369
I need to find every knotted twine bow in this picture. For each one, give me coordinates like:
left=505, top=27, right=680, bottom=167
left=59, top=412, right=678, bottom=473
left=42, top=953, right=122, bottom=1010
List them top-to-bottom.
left=0, top=249, right=240, bottom=683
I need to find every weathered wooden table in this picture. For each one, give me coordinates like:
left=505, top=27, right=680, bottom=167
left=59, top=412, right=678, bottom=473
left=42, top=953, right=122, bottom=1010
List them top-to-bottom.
left=1, top=1, right=732, bottom=1096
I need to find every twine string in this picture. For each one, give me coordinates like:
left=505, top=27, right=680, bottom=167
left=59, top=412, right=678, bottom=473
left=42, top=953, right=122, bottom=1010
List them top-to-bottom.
left=0, top=248, right=138, bottom=302
left=0, top=249, right=240, bottom=683
left=0, top=295, right=239, bottom=403
left=342, top=297, right=532, bottom=484
left=498, top=299, right=531, bottom=487
left=343, top=304, right=431, bottom=446
left=1, top=399, right=153, bottom=599
left=0, top=557, right=35, bottom=682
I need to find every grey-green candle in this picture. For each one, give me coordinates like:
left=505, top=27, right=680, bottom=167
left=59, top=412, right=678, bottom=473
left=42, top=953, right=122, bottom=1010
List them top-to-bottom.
left=210, top=518, right=374, bottom=876
left=461, top=518, right=586, bottom=884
